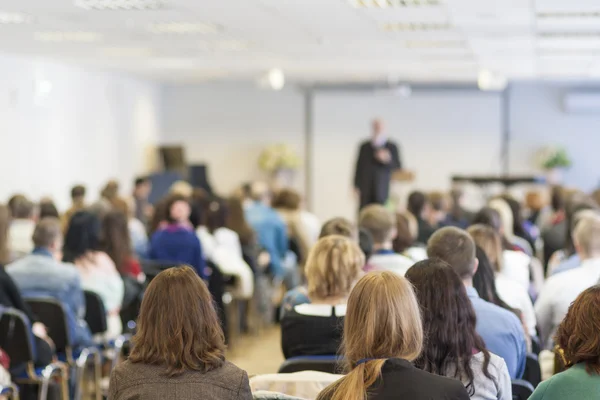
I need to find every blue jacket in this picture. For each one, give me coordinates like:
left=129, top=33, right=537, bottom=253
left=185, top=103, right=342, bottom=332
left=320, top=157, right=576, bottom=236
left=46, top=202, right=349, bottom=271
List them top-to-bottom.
left=245, top=202, right=288, bottom=278
left=149, top=225, right=205, bottom=279
left=6, top=248, right=93, bottom=348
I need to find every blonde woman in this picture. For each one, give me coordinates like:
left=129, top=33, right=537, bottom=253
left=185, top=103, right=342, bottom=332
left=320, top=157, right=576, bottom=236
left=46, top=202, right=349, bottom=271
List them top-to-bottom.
left=280, top=235, right=364, bottom=359
left=317, top=271, right=469, bottom=400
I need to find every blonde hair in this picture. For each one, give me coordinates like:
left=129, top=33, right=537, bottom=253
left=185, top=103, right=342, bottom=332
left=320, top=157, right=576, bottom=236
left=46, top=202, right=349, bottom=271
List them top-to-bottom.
left=169, top=181, right=193, bottom=198
left=489, top=198, right=514, bottom=239
left=359, top=205, right=395, bottom=244
left=574, top=213, right=600, bottom=257
left=468, top=224, right=504, bottom=273
left=305, top=236, right=365, bottom=300
left=318, top=272, right=423, bottom=400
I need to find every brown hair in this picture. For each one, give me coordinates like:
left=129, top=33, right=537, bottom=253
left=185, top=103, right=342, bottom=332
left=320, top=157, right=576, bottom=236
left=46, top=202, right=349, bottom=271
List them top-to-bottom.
left=101, top=180, right=119, bottom=200
left=71, top=185, right=86, bottom=201
left=272, top=189, right=301, bottom=211
left=429, top=191, right=449, bottom=212
left=225, top=196, right=255, bottom=246
left=12, top=197, right=34, bottom=219
left=0, top=205, right=10, bottom=264
left=359, top=205, right=395, bottom=244
left=101, top=210, right=133, bottom=275
left=393, top=213, right=414, bottom=253
left=319, top=217, right=356, bottom=240
left=32, top=218, right=62, bottom=248
left=467, top=224, right=503, bottom=273
left=427, top=227, right=476, bottom=279
left=305, top=236, right=364, bottom=300
left=129, top=266, right=225, bottom=376
left=317, top=272, right=423, bottom=400
left=555, top=285, right=600, bottom=375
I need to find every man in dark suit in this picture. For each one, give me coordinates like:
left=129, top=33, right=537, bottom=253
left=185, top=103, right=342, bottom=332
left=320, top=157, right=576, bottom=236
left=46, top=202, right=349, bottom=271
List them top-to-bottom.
left=354, top=119, right=402, bottom=210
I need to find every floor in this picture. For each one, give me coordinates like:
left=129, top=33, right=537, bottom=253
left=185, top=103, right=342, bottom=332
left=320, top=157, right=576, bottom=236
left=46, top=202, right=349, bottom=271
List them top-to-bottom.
left=227, top=326, right=284, bottom=376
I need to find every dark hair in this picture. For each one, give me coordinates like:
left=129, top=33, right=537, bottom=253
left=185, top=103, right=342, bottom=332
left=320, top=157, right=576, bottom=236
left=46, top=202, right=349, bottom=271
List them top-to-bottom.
left=135, top=176, right=149, bottom=187
left=71, top=185, right=86, bottom=200
left=551, top=186, right=565, bottom=212
left=272, top=189, right=301, bottom=211
left=449, top=189, right=466, bottom=222
left=407, top=191, right=428, bottom=217
left=7, top=194, right=26, bottom=217
left=165, top=194, right=190, bottom=224
left=500, top=195, right=532, bottom=245
left=225, top=196, right=254, bottom=246
left=150, top=197, right=169, bottom=235
left=11, top=198, right=34, bottom=219
left=205, top=199, right=228, bottom=234
left=39, top=201, right=60, bottom=219
left=0, top=205, right=10, bottom=264
left=472, top=207, right=513, bottom=250
left=101, top=210, right=132, bottom=275
left=63, top=211, right=102, bottom=263
left=393, top=213, right=413, bottom=253
left=320, top=218, right=356, bottom=239
left=427, top=227, right=476, bottom=279
left=358, top=228, right=374, bottom=260
left=473, top=246, right=516, bottom=313
left=406, top=259, right=493, bottom=396
left=129, top=266, right=225, bottom=376
left=555, top=285, right=600, bottom=375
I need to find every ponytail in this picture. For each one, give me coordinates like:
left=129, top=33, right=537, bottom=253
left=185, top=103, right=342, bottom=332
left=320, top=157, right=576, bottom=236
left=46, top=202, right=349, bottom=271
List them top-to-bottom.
left=317, top=359, right=386, bottom=400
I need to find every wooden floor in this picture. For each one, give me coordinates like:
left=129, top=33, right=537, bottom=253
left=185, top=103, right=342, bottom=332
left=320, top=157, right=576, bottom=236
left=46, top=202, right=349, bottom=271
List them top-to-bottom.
left=227, top=326, right=284, bottom=376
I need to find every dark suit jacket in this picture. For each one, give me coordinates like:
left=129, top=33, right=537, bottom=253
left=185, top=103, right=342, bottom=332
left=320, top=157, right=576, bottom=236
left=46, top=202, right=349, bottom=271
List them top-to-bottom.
left=354, top=140, right=401, bottom=208
left=319, top=358, right=469, bottom=400
left=109, top=360, right=252, bottom=400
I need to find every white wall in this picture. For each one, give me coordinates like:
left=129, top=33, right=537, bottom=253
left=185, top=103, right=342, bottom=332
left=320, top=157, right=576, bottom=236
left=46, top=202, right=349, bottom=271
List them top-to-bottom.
left=0, top=54, right=161, bottom=210
left=509, top=82, right=600, bottom=191
left=161, top=83, right=305, bottom=195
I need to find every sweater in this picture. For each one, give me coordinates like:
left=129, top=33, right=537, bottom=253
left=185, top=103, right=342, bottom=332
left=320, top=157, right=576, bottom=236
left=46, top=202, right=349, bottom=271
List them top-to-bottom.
left=149, top=225, right=205, bottom=279
left=529, top=363, right=600, bottom=400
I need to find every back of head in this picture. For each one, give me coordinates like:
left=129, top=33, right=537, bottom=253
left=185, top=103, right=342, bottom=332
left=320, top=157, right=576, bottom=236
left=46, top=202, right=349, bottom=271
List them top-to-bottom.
left=134, top=176, right=149, bottom=188
left=101, top=180, right=119, bottom=200
left=169, top=180, right=193, bottom=198
left=250, top=181, right=269, bottom=203
left=71, top=185, right=86, bottom=202
left=551, top=186, right=565, bottom=212
left=272, top=189, right=301, bottom=211
left=407, top=191, right=427, bottom=218
left=429, top=191, right=449, bottom=212
left=7, top=194, right=26, bottom=217
left=500, top=195, right=524, bottom=231
left=225, top=196, right=254, bottom=245
left=12, top=197, right=34, bottom=220
left=205, top=198, right=228, bottom=233
left=489, top=198, right=514, bottom=238
left=565, top=198, right=600, bottom=254
left=39, top=201, right=60, bottom=219
left=359, top=204, right=394, bottom=245
left=0, top=205, right=10, bottom=264
left=472, top=207, right=502, bottom=232
left=101, top=210, right=131, bottom=272
left=63, top=211, right=101, bottom=263
left=393, top=212, right=416, bottom=253
left=573, top=213, right=600, bottom=259
left=33, top=217, right=62, bottom=250
left=319, top=217, right=356, bottom=240
left=467, top=224, right=503, bottom=273
left=427, top=227, right=476, bottom=279
left=305, top=235, right=364, bottom=300
left=406, top=259, right=488, bottom=391
left=129, top=266, right=225, bottom=376
left=320, top=271, right=422, bottom=400
left=556, top=285, right=600, bottom=374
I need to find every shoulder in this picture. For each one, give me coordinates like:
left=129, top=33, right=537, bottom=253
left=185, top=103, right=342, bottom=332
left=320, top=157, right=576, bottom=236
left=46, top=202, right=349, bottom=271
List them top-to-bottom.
left=94, top=252, right=117, bottom=267
left=472, top=352, right=509, bottom=376
left=382, top=361, right=467, bottom=397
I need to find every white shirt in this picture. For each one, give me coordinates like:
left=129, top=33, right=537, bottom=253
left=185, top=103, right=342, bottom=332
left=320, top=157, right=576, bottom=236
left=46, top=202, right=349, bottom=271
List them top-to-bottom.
left=300, top=210, right=321, bottom=247
left=8, top=219, right=35, bottom=258
left=501, top=250, right=531, bottom=291
left=368, top=253, right=414, bottom=276
left=535, top=257, right=600, bottom=349
left=495, top=275, right=537, bottom=336
left=445, top=352, right=512, bottom=400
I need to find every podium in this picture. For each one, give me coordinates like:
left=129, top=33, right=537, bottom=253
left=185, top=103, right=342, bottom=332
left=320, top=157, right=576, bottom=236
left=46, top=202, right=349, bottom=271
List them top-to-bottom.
left=389, top=169, right=416, bottom=211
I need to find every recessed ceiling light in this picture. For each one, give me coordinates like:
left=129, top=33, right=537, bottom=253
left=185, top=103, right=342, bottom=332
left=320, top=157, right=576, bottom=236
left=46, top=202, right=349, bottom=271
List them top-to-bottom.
left=74, top=0, right=165, bottom=11
left=348, top=0, right=441, bottom=8
left=0, top=11, right=32, bottom=24
left=148, top=22, right=219, bottom=34
left=382, top=22, right=451, bottom=32
left=34, top=31, right=102, bottom=42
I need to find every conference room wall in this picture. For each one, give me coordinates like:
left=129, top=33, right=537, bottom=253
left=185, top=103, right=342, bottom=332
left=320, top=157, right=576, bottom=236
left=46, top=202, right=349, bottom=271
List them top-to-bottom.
left=0, top=54, right=162, bottom=210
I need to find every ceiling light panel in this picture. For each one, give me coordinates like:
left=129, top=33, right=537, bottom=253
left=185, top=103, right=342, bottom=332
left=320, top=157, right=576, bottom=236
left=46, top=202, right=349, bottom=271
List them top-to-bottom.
left=74, top=0, right=165, bottom=10
left=348, top=0, right=442, bottom=8
left=0, top=11, right=32, bottom=24
left=148, top=22, right=219, bottom=34
left=34, top=31, right=102, bottom=42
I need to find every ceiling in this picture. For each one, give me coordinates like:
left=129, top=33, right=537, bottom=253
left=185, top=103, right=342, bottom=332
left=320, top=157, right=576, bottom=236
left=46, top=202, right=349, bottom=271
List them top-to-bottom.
left=1, top=0, right=600, bottom=84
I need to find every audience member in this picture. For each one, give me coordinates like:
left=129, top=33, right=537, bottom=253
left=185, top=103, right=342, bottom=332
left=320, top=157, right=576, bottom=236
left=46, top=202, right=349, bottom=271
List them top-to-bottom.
left=132, top=176, right=153, bottom=226
left=244, top=182, right=291, bottom=284
left=63, top=185, right=87, bottom=232
left=446, top=188, right=471, bottom=229
left=272, top=189, right=312, bottom=265
left=407, top=190, right=435, bottom=244
left=428, top=191, right=450, bottom=228
left=7, top=194, right=26, bottom=217
left=149, top=194, right=206, bottom=279
left=501, top=195, right=536, bottom=251
left=226, top=196, right=263, bottom=269
left=8, top=197, right=36, bottom=258
left=489, top=197, right=532, bottom=255
left=39, top=200, right=60, bottom=219
left=359, top=204, right=412, bottom=275
left=0, top=205, right=54, bottom=366
left=101, top=210, right=142, bottom=280
left=64, top=211, right=125, bottom=336
left=392, top=212, right=427, bottom=262
left=535, top=213, right=600, bottom=349
left=319, top=217, right=356, bottom=239
left=7, top=218, right=93, bottom=347
left=468, top=224, right=536, bottom=337
left=427, top=227, right=527, bottom=379
left=281, top=236, right=364, bottom=358
left=407, top=259, right=512, bottom=400
left=109, top=266, right=252, bottom=400
left=317, top=271, right=469, bottom=400
left=530, top=285, right=600, bottom=400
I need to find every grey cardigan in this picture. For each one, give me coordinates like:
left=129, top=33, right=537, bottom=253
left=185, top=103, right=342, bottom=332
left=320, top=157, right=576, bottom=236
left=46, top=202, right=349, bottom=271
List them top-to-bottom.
left=109, top=360, right=252, bottom=400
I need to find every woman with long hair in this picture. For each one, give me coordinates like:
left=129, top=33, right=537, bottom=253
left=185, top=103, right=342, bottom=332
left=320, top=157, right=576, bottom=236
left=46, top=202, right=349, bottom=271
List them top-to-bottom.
left=64, top=210, right=124, bottom=336
left=101, top=210, right=142, bottom=280
left=406, top=259, right=511, bottom=400
left=109, top=266, right=252, bottom=400
left=317, top=271, right=469, bottom=400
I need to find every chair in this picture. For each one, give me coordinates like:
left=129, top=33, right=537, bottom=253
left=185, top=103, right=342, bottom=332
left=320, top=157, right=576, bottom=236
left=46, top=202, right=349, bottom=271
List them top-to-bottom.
left=25, top=298, right=100, bottom=400
left=0, top=308, right=68, bottom=400
left=531, top=335, right=541, bottom=356
left=523, top=353, right=542, bottom=388
left=278, top=356, right=341, bottom=374
left=512, top=379, right=534, bottom=400
left=0, top=384, right=20, bottom=400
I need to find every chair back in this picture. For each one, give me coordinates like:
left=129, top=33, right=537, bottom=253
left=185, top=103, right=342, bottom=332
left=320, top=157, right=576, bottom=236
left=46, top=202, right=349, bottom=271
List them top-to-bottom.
left=84, top=291, right=107, bottom=335
left=25, top=297, right=71, bottom=353
left=0, top=309, right=35, bottom=366
left=530, top=336, right=541, bottom=356
left=523, top=353, right=542, bottom=387
left=278, top=356, right=341, bottom=374
left=512, top=379, right=534, bottom=400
